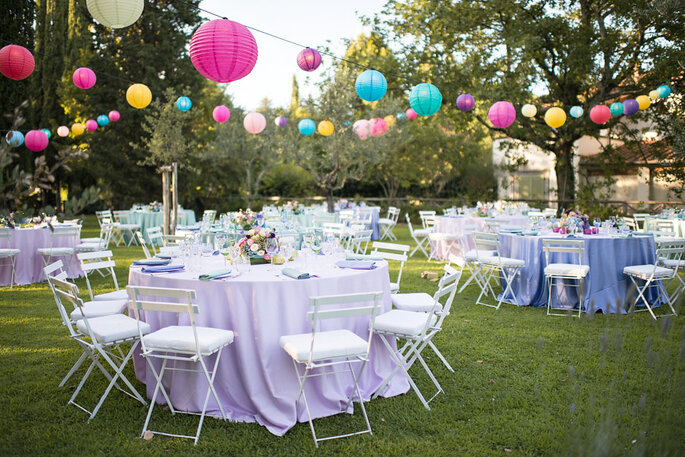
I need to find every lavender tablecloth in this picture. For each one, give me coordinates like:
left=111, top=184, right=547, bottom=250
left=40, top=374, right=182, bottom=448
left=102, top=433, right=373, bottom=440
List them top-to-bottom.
left=128, top=257, right=409, bottom=435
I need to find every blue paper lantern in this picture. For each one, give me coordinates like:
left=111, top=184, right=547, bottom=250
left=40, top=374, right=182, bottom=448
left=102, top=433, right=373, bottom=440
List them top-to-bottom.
left=355, top=70, right=387, bottom=102
left=409, top=83, right=442, bottom=117
left=657, top=85, right=671, bottom=98
left=176, top=96, right=192, bottom=112
left=622, top=99, right=639, bottom=116
left=610, top=102, right=624, bottom=116
left=569, top=106, right=584, bottom=118
left=396, top=112, right=406, bottom=121
left=97, top=114, right=110, bottom=126
left=298, top=119, right=315, bottom=135
left=342, top=120, right=351, bottom=126
left=41, top=128, right=52, bottom=139
left=5, top=130, right=24, bottom=147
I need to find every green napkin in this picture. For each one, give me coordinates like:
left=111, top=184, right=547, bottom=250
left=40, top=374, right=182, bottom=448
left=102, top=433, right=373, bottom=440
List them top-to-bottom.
left=346, top=253, right=385, bottom=261
left=282, top=267, right=310, bottom=279
left=198, top=269, right=232, bottom=281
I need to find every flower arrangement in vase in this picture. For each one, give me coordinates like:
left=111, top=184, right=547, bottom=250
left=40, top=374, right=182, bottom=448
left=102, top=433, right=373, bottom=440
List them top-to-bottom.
left=233, top=209, right=263, bottom=231
left=235, top=226, right=277, bottom=264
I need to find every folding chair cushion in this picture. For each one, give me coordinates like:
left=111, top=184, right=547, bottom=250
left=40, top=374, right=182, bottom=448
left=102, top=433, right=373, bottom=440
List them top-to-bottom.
left=378, top=218, right=395, bottom=225
left=414, top=228, right=431, bottom=237
left=80, top=237, right=100, bottom=243
left=76, top=242, right=101, bottom=251
left=37, top=247, right=74, bottom=256
left=0, top=248, right=20, bottom=257
left=464, top=249, right=496, bottom=261
left=480, top=256, right=525, bottom=268
left=661, top=258, right=685, bottom=268
left=544, top=263, right=590, bottom=278
left=623, top=264, right=674, bottom=279
left=390, top=282, right=399, bottom=293
left=94, top=289, right=128, bottom=301
left=391, top=292, right=442, bottom=312
left=70, top=299, right=128, bottom=321
left=374, top=309, right=436, bottom=337
left=77, top=314, right=150, bottom=344
left=143, top=326, right=234, bottom=355
left=280, top=329, right=367, bottom=363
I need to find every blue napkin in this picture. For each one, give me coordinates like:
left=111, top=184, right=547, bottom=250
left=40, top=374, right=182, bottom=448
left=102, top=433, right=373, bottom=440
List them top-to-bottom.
left=155, top=253, right=173, bottom=259
left=133, top=258, right=170, bottom=266
left=336, top=260, right=376, bottom=270
left=141, top=264, right=185, bottom=273
left=281, top=267, right=310, bottom=279
left=198, top=269, right=232, bottom=280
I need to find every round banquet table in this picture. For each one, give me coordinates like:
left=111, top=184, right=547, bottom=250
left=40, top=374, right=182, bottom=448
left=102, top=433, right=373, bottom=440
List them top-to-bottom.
left=127, top=210, right=196, bottom=243
left=0, top=227, right=83, bottom=286
left=497, top=233, right=660, bottom=313
left=128, top=257, right=409, bottom=435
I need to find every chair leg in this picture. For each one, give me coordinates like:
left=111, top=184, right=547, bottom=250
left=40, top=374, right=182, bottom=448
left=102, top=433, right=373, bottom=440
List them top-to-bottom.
left=375, top=334, right=431, bottom=410
left=427, top=341, right=454, bottom=373
left=293, top=361, right=318, bottom=447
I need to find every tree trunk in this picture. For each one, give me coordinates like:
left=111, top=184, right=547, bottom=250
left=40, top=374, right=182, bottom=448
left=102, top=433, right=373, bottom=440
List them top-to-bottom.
left=554, top=147, right=575, bottom=211
left=171, top=162, right=178, bottom=234
left=161, top=166, right=171, bottom=236
left=245, top=166, right=252, bottom=210
left=326, top=189, right=334, bottom=213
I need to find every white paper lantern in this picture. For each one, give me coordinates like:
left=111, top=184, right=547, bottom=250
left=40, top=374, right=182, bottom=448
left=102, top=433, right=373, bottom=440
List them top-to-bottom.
left=87, top=0, right=144, bottom=29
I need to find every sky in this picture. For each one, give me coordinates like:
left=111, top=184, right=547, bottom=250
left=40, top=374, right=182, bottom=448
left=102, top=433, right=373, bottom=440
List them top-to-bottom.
left=199, top=0, right=388, bottom=111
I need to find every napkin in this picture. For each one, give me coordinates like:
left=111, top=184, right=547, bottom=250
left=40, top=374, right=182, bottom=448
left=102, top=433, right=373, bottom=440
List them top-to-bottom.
left=155, top=253, right=173, bottom=259
left=345, top=253, right=385, bottom=261
left=133, top=258, right=170, bottom=266
left=335, top=260, right=376, bottom=270
left=141, top=264, right=185, bottom=273
left=281, top=267, right=310, bottom=279
left=198, top=269, right=232, bottom=281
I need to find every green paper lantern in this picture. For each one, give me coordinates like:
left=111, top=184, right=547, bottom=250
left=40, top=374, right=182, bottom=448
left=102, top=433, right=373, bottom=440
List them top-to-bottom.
left=409, top=83, right=442, bottom=117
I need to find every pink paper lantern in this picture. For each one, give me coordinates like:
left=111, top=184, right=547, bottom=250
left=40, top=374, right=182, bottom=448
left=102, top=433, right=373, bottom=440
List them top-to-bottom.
left=189, top=19, right=258, bottom=83
left=0, top=44, right=35, bottom=80
left=297, top=48, right=322, bottom=72
left=72, top=67, right=97, bottom=89
left=488, top=101, right=516, bottom=128
left=213, top=105, right=230, bottom=123
left=589, top=105, right=611, bottom=125
left=405, top=108, right=418, bottom=120
left=108, top=110, right=120, bottom=122
left=243, top=112, right=266, bottom=134
left=370, top=118, right=388, bottom=137
left=85, top=119, right=98, bottom=131
left=353, top=120, right=371, bottom=139
left=57, top=126, right=69, bottom=137
left=25, top=130, right=49, bottom=152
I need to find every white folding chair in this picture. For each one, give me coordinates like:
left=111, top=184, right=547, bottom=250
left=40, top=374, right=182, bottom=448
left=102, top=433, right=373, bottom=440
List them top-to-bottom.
left=379, top=207, right=400, bottom=241
left=443, top=207, right=457, bottom=217
left=354, top=208, right=374, bottom=229
left=202, top=209, right=217, bottom=223
left=95, top=210, right=113, bottom=228
left=112, top=210, right=140, bottom=247
left=418, top=211, right=437, bottom=231
left=406, top=213, right=431, bottom=258
left=632, top=213, right=650, bottom=232
left=622, top=217, right=637, bottom=232
left=653, top=219, right=675, bottom=233
left=77, top=222, right=113, bottom=252
left=37, top=225, right=81, bottom=277
left=458, top=227, right=495, bottom=293
left=0, top=228, right=20, bottom=288
left=348, top=229, right=373, bottom=254
left=136, top=231, right=153, bottom=259
left=427, top=232, right=461, bottom=262
left=473, top=232, right=525, bottom=309
left=657, top=238, right=685, bottom=306
left=542, top=239, right=590, bottom=317
left=624, top=240, right=685, bottom=319
left=371, top=241, right=410, bottom=293
left=77, top=250, right=129, bottom=302
left=373, top=265, right=461, bottom=409
left=51, top=277, right=148, bottom=420
left=128, top=285, right=234, bottom=445
left=279, top=291, right=383, bottom=447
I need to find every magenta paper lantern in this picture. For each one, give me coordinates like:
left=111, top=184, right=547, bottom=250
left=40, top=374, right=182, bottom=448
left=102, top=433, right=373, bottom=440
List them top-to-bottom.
left=189, top=19, right=258, bottom=83
left=0, top=44, right=35, bottom=80
left=297, top=48, right=322, bottom=72
left=72, top=67, right=97, bottom=89
left=456, top=93, right=475, bottom=111
left=488, top=101, right=516, bottom=128
left=213, top=105, right=230, bottom=123
left=589, top=105, right=611, bottom=125
left=405, top=108, right=418, bottom=120
left=108, top=110, right=120, bottom=122
left=243, top=112, right=266, bottom=134
left=275, top=116, right=287, bottom=127
left=370, top=118, right=388, bottom=137
left=85, top=119, right=98, bottom=131
left=57, top=126, right=70, bottom=137
left=25, top=130, right=49, bottom=152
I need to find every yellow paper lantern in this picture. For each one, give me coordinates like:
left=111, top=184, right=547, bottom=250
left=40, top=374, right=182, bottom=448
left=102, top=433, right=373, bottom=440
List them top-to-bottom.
left=126, top=83, right=152, bottom=109
left=649, top=90, right=659, bottom=100
left=636, top=95, right=651, bottom=110
left=521, top=104, right=537, bottom=118
left=544, top=107, right=566, bottom=128
left=383, top=115, right=396, bottom=127
left=317, top=120, right=334, bottom=136
left=71, top=123, right=85, bottom=136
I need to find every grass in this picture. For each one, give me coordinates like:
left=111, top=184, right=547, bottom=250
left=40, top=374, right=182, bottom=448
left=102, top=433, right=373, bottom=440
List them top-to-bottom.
left=1, top=217, right=684, bottom=456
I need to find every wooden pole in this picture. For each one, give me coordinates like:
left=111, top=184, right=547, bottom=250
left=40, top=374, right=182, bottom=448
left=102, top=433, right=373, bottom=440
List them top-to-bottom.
left=172, top=162, right=178, bottom=234
left=160, top=165, right=171, bottom=236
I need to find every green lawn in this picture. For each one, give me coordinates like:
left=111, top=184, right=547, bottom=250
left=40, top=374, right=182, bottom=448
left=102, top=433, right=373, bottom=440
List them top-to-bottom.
left=1, top=217, right=683, bottom=456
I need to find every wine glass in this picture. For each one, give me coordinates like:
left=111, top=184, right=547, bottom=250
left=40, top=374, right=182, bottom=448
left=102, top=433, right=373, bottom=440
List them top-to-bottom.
left=214, top=233, right=227, bottom=252
left=265, top=237, right=279, bottom=269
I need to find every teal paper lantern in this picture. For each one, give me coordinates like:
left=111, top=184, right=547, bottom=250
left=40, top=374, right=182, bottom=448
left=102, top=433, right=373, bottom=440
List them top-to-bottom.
left=355, top=70, right=387, bottom=102
left=409, top=83, right=442, bottom=117
left=657, top=85, right=671, bottom=98
left=176, top=96, right=192, bottom=112
left=610, top=102, right=624, bottom=116
left=569, top=106, right=584, bottom=118
left=97, top=114, right=109, bottom=126
left=298, top=119, right=315, bottom=135
left=41, top=128, right=52, bottom=139
left=6, top=130, right=24, bottom=147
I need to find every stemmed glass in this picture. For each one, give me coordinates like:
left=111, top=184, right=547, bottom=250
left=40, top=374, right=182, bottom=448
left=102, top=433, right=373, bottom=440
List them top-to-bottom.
left=265, top=237, right=279, bottom=269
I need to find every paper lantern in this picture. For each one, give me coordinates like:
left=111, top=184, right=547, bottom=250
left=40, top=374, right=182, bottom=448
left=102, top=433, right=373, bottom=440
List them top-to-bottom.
left=86, top=0, right=144, bottom=28
left=190, top=19, right=258, bottom=83
left=0, top=44, right=35, bottom=80
left=297, top=48, right=322, bottom=72
left=72, top=67, right=96, bottom=89
left=355, top=70, right=387, bottom=102
left=126, top=83, right=151, bottom=109
left=409, top=83, right=442, bottom=117
left=657, top=85, right=671, bottom=98
left=649, top=90, right=659, bottom=100
left=456, top=93, right=475, bottom=112
left=636, top=95, right=651, bottom=110
left=176, top=96, right=192, bottom=112
left=622, top=99, right=639, bottom=116
left=488, top=101, right=516, bottom=128
left=609, top=102, right=624, bottom=116
left=521, top=104, right=537, bottom=118
left=213, top=105, right=230, bottom=123
left=589, top=105, right=611, bottom=124
left=569, top=106, right=584, bottom=118
left=544, top=107, right=566, bottom=128
left=405, top=108, right=418, bottom=120
left=108, top=110, right=120, bottom=122
left=244, top=112, right=266, bottom=134
left=396, top=112, right=406, bottom=121
left=96, top=114, right=109, bottom=127
left=384, top=115, right=396, bottom=127
left=275, top=116, right=287, bottom=127
left=370, top=118, right=388, bottom=137
left=85, top=119, right=98, bottom=131
left=298, top=119, right=315, bottom=135
left=317, top=120, right=334, bottom=136
left=353, top=120, right=370, bottom=140
left=342, top=121, right=351, bottom=127
left=71, top=123, right=85, bottom=136
left=57, top=126, right=69, bottom=137
left=41, top=128, right=52, bottom=139
left=25, top=130, right=49, bottom=152
left=5, top=131, right=24, bottom=147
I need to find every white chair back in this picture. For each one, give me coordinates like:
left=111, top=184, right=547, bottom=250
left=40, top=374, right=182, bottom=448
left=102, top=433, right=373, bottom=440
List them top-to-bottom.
left=136, top=231, right=152, bottom=258
left=542, top=239, right=585, bottom=267
left=371, top=241, right=410, bottom=287
left=77, top=250, right=119, bottom=300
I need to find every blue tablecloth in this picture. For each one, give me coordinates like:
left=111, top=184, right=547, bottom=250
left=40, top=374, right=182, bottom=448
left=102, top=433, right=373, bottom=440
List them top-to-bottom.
left=289, top=209, right=380, bottom=240
left=126, top=210, right=197, bottom=243
left=498, top=233, right=660, bottom=313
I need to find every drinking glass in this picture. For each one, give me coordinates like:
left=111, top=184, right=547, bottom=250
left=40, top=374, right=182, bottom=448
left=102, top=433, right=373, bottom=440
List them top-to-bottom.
left=214, top=233, right=227, bottom=252
left=265, top=237, right=279, bottom=268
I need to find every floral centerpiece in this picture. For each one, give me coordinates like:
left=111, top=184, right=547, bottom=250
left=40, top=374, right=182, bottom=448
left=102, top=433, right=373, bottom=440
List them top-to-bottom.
left=337, top=199, right=353, bottom=210
left=283, top=200, right=303, bottom=215
left=149, top=201, right=162, bottom=212
left=475, top=201, right=492, bottom=217
left=232, top=209, right=262, bottom=231
left=554, top=211, right=593, bottom=234
left=235, top=226, right=277, bottom=264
